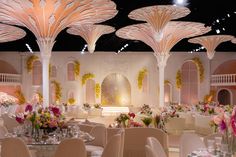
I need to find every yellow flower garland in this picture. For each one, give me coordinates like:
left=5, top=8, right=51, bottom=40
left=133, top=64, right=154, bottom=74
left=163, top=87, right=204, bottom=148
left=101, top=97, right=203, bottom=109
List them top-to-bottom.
left=26, top=55, right=38, bottom=73
left=192, top=57, right=204, bottom=83
left=74, top=60, right=80, bottom=79
left=49, top=63, right=52, bottom=78
left=137, top=68, right=147, bottom=90
left=176, top=70, right=182, bottom=89
left=82, top=73, right=95, bottom=85
left=51, top=80, right=62, bottom=103
left=164, top=80, right=170, bottom=85
left=95, top=83, right=101, bottom=98
left=15, top=89, right=26, bottom=105
left=203, top=90, right=216, bottom=103
left=37, top=92, right=43, bottom=104
left=67, top=97, right=76, bottom=105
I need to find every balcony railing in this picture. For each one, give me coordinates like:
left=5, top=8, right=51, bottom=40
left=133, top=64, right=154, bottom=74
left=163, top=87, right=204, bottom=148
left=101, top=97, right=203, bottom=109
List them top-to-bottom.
left=0, top=73, right=21, bottom=84
left=211, top=74, right=236, bottom=86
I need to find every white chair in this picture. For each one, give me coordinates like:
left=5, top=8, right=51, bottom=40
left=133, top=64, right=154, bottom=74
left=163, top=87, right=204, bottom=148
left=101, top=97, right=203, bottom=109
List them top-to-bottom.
left=178, top=112, right=195, bottom=130
left=2, top=114, right=20, bottom=133
left=194, top=114, right=213, bottom=135
left=165, top=117, right=186, bottom=135
left=0, top=125, right=8, bottom=139
left=86, top=125, right=107, bottom=157
left=107, top=128, right=122, bottom=143
left=123, top=128, right=169, bottom=157
left=179, top=132, right=206, bottom=157
left=101, top=134, right=121, bottom=157
left=1, top=137, right=31, bottom=157
left=146, top=137, right=167, bottom=157
left=53, top=138, right=86, bottom=157
left=145, top=145, right=157, bottom=157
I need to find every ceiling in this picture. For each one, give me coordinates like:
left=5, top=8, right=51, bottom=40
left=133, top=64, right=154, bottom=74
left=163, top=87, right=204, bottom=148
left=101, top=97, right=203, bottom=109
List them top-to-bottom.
left=0, top=0, right=235, bottom=53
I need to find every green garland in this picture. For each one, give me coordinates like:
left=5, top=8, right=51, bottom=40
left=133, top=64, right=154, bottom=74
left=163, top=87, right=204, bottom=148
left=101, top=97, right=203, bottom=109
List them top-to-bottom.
left=26, top=55, right=39, bottom=73
left=192, top=57, right=204, bottom=83
left=74, top=60, right=80, bottom=78
left=137, top=68, right=147, bottom=90
left=176, top=70, right=182, bottom=89
left=82, top=73, right=95, bottom=85
left=51, top=80, right=62, bottom=103
left=95, top=83, right=101, bottom=98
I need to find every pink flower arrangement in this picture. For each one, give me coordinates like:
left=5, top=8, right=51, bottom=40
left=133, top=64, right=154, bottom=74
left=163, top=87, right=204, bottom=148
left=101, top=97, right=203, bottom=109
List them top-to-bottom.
left=16, top=104, right=65, bottom=130
left=210, top=106, right=236, bottom=136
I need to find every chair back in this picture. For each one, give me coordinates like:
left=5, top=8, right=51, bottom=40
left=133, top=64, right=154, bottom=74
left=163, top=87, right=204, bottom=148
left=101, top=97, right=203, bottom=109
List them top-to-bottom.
left=2, top=114, right=19, bottom=133
left=165, top=117, right=186, bottom=135
left=78, top=124, right=95, bottom=133
left=0, top=125, right=8, bottom=139
left=88, top=125, right=107, bottom=147
left=107, top=128, right=122, bottom=143
left=123, top=128, right=168, bottom=157
left=179, top=132, right=206, bottom=157
left=101, top=134, right=121, bottom=157
left=1, top=137, right=31, bottom=157
left=146, top=137, right=167, bottom=157
left=54, top=138, right=86, bottom=157
left=145, top=145, right=157, bottom=157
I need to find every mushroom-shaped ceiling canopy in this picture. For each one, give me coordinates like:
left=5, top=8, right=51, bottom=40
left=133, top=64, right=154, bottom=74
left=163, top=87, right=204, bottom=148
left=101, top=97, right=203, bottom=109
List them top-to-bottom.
left=0, top=0, right=117, bottom=40
left=128, top=5, right=190, bottom=41
left=116, top=22, right=211, bottom=54
left=0, top=23, right=26, bottom=43
left=67, top=24, right=115, bottom=53
left=189, top=35, right=234, bottom=59
left=231, top=38, right=236, bottom=44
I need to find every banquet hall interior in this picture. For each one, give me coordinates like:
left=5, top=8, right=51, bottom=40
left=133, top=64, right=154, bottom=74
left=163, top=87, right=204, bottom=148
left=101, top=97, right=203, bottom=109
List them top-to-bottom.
left=0, top=0, right=236, bottom=157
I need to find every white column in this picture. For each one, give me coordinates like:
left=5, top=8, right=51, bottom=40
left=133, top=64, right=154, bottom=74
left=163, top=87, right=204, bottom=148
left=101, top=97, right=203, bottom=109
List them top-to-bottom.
left=37, top=38, right=55, bottom=107
left=154, top=53, right=170, bottom=108
left=41, top=55, right=50, bottom=107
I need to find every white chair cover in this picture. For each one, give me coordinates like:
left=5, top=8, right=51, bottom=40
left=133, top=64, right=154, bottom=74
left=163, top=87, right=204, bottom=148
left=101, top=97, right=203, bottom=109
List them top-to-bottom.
left=6, top=105, right=17, bottom=116
left=88, top=108, right=103, bottom=117
left=178, top=112, right=195, bottom=130
left=2, top=114, right=19, bottom=133
left=194, top=114, right=213, bottom=135
left=165, top=117, right=186, bottom=135
left=0, top=125, right=8, bottom=139
left=86, top=125, right=107, bottom=157
left=123, top=128, right=168, bottom=157
left=179, top=132, right=206, bottom=157
left=203, top=133, right=222, bottom=147
left=101, top=134, right=121, bottom=157
left=1, top=137, right=31, bottom=157
left=146, top=137, right=167, bottom=157
left=53, top=138, right=86, bottom=157
left=145, top=145, right=157, bottom=157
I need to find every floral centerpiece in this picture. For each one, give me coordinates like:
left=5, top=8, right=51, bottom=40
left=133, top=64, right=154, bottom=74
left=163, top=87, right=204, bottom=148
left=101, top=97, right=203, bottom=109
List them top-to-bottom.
left=0, top=92, right=17, bottom=107
left=195, top=102, right=217, bottom=115
left=83, top=103, right=91, bottom=111
left=16, top=104, right=65, bottom=137
left=94, top=104, right=102, bottom=109
left=140, top=104, right=152, bottom=115
left=210, top=106, right=236, bottom=154
left=115, top=113, right=130, bottom=127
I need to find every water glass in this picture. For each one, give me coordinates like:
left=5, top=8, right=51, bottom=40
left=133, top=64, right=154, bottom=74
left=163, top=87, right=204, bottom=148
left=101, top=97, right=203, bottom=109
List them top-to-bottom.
left=207, top=139, right=215, bottom=154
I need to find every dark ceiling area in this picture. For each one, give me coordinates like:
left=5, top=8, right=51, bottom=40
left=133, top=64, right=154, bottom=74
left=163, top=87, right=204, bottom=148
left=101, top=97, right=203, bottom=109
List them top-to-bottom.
left=0, top=0, right=235, bottom=53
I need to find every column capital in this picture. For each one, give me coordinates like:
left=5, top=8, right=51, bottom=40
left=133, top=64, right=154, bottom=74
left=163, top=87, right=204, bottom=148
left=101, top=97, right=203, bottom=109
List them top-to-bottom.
left=37, top=37, right=55, bottom=58
left=206, top=51, right=215, bottom=60
left=154, top=52, right=170, bottom=68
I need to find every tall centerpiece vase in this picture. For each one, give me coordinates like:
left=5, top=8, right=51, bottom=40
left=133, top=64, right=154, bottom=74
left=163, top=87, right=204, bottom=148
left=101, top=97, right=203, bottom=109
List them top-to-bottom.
left=31, top=124, right=40, bottom=142
left=222, top=131, right=235, bottom=156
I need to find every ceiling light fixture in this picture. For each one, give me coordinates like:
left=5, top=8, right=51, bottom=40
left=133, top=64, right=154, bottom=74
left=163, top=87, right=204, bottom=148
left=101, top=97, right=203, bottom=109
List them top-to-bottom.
left=173, top=0, right=189, bottom=6
left=25, top=43, right=33, bottom=53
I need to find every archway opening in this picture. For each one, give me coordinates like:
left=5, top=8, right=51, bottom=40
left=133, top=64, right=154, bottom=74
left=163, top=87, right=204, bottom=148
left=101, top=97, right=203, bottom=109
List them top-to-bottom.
left=181, top=61, right=199, bottom=105
left=101, top=73, right=131, bottom=106
left=218, top=89, right=231, bottom=105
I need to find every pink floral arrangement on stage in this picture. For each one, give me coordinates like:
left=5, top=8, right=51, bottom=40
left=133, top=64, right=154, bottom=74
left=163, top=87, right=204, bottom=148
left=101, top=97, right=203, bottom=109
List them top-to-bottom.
left=16, top=104, right=65, bottom=131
